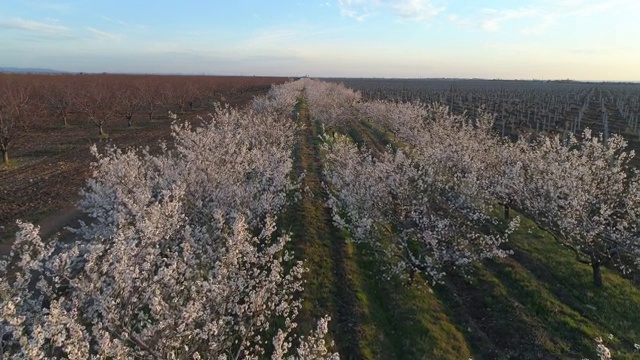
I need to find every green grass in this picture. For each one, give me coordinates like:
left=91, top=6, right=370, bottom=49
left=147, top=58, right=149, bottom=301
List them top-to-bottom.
left=282, top=95, right=364, bottom=357
left=431, top=214, right=640, bottom=359
left=503, top=216, right=640, bottom=358
left=349, top=239, right=473, bottom=359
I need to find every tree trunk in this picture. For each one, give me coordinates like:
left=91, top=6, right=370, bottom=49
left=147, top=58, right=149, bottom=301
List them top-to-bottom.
left=63, top=114, right=68, bottom=127
left=127, top=116, right=133, bottom=127
left=99, top=125, right=105, bottom=136
left=2, top=149, right=8, bottom=164
left=504, top=204, right=510, bottom=220
left=592, top=261, right=603, bottom=287
left=406, top=268, right=416, bottom=287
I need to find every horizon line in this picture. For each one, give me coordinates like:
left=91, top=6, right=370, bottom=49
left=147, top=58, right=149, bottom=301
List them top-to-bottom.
left=1, top=67, right=639, bottom=84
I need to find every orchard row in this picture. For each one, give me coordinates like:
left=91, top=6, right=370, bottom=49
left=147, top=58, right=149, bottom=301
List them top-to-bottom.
left=304, top=78, right=640, bottom=289
left=331, top=78, right=640, bottom=148
left=1, top=79, right=339, bottom=358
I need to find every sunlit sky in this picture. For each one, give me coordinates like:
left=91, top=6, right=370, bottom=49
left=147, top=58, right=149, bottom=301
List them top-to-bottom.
left=1, top=0, right=638, bottom=80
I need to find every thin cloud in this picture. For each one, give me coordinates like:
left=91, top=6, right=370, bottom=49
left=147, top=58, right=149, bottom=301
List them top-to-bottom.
left=337, top=0, right=443, bottom=22
left=338, top=0, right=375, bottom=21
left=392, top=0, right=445, bottom=20
left=450, top=0, right=637, bottom=34
left=25, top=1, right=72, bottom=14
left=479, top=7, right=539, bottom=32
left=340, top=9, right=371, bottom=22
left=99, top=15, right=145, bottom=30
left=99, top=16, right=126, bottom=26
left=0, top=17, right=68, bottom=34
left=238, top=26, right=339, bottom=53
left=86, top=27, right=121, bottom=41
left=243, top=28, right=303, bottom=47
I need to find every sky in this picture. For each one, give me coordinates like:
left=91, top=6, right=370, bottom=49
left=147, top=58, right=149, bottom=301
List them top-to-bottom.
left=0, top=0, right=638, bottom=80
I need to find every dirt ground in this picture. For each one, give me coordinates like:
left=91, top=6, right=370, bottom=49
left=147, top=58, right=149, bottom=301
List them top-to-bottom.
left=0, top=83, right=276, bottom=249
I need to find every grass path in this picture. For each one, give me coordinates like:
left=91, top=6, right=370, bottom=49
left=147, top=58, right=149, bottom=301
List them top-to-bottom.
left=280, top=95, right=365, bottom=358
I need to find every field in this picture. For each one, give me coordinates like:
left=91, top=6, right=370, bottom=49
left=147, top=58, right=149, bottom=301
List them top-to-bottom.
left=0, top=74, right=288, bottom=242
left=2, top=76, right=640, bottom=359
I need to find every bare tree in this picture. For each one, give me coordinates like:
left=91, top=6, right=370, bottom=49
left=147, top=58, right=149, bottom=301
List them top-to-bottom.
left=0, top=79, right=34, bottom=164
left=140, top=80, right=162, bottom=121
left=44, top=81, right=74, bottom=127
left=75, top=81, right=116, bottom=136
left=175, top=81, right=198, bottom=113
left=159, top=84, right=176, bottom=114
left=115, top=85, right=143, bottom=127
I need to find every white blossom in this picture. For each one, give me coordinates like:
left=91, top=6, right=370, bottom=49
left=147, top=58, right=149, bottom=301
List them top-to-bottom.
left=0, top=80, right=337, bottom=359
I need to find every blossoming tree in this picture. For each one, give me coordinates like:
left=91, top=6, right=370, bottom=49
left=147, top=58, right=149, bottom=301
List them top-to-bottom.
left=0, top=82, right=338, bottom=358
left=322, top=133, right=518, bottom=284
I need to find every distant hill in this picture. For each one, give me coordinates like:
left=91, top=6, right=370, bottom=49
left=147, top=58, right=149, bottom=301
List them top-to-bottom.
left=0, top=67, right=67, bottom=74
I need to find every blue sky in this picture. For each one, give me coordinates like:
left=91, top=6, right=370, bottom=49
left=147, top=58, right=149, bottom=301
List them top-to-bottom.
left=0, top=0, right=638, bottom=80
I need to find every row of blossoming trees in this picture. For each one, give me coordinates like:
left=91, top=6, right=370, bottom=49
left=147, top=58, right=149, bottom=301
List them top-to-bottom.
left=299, top=78, right=640, bottom=289
left=339, top=78, right=640, bottom=144
left=0, top=80, right=339, bottom=358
